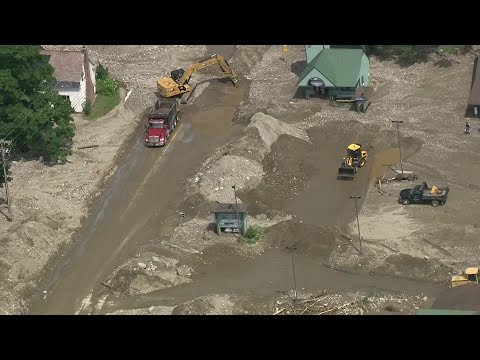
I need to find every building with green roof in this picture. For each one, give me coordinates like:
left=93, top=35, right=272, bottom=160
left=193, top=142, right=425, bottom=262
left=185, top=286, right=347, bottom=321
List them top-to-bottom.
left=297, top=45, right=370, bottom=103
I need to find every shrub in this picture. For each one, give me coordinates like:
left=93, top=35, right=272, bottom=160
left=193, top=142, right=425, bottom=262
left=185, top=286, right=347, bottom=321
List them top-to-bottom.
left=96, top=63, right=109, bottom=80
left=96, top=77, right=119, bottom=96
left=83, top=100, right=92, bottom=115
left=244, top=225, right=263, bottom=244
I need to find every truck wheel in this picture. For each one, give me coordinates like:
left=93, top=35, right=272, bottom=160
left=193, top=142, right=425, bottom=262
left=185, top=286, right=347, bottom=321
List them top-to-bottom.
left=402, top=199, right=410, bottom=205
left=431, top=200, right=439, bottom=207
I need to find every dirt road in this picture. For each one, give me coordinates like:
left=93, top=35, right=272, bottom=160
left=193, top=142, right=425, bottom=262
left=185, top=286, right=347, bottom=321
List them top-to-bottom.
left=28, top=46, right=243, bottom=314
left=93, top=247, right=444, bottom=314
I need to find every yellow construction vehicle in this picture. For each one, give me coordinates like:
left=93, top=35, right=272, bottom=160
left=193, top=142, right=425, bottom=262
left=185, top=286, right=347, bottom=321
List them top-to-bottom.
left=157, top=54, right=237, bottom=98
left=337, top=144, right=368, bottom=179
left=451, top=267, right=480, bottom=288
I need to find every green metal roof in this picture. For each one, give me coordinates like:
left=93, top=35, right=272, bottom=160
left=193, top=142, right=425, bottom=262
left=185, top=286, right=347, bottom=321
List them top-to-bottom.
left=297, top=48, right=364, bottom=87
left=416, top=309, right=479, bottom=315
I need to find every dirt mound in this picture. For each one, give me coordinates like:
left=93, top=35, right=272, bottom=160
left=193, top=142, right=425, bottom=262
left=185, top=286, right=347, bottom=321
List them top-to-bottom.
left=230, top=46, right=271, bottom=78
left=247, top=112, right=309, bottom=156
left=241, top=135, right=314, bottom=215
left=198, top=155, right=264, bottom=203
left=176, top=193, right=214, bottom=221
left=262, top=220, right=338, bottom=258
left=106, top=253, right=193, bottom=296
left=374, top=254, right=453, bottom=282
left=172, top=294, right=236, bottom=315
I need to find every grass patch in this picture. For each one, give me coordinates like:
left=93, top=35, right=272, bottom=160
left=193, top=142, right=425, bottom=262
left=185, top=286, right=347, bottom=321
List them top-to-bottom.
left=437, top=45, right=465, bottom=54
left=85, top=90, right=120, bottom=120
left=243, top=225, right=263, bottom=244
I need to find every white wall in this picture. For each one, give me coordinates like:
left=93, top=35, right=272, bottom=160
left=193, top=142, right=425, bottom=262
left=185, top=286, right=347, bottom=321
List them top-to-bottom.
left=89, top=60, right=96, bottom=94
left=58, top=63, right=87, bottom=113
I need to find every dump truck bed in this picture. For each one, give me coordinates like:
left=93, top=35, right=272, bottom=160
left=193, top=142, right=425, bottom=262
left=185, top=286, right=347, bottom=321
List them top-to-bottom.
left=148, top=97, right=179, bottom=117
left=422, top=187, right=449, bottom=199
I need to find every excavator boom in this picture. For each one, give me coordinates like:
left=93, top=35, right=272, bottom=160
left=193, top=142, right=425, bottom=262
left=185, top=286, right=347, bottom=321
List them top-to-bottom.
left=157, top=54, right=237, bottom=98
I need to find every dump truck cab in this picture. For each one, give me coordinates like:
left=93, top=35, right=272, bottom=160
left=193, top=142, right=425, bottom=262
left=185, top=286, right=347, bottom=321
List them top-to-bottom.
left=144, top=97, right=179, bottom=147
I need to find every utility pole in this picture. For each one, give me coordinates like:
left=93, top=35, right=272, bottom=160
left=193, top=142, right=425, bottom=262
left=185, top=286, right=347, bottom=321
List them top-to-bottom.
left=391, top=120, right=404, bottom=175
left=0, top=140, right=12, bottom=221
left=232, top=185, right=239, bottom=232
left=350, top=196, right=362, bottom=254
left=285, top=245, right=298, bottom=302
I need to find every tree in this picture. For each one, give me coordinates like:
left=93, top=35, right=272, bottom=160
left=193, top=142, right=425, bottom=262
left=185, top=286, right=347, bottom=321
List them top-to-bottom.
left=0, top=46, right=75, bottom=165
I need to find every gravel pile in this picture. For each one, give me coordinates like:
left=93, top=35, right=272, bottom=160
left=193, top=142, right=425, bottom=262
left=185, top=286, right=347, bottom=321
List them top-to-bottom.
left=198, top=155, right=264, bottom=203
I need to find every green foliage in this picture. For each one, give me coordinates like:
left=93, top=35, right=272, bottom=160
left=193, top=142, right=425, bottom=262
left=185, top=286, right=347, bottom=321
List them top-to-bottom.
left=0, top=45, right=75, bottom=163
left=437, top=45, right=466, bottom=54
left=95, top=63, right=118, bottom=96
left=96, top=63, right=109, bottom=80
left=96, top=77, right=119, bottom=96
left=83, top=100, right=92, bottom=115
left=244, top=225, right=263, bottom=244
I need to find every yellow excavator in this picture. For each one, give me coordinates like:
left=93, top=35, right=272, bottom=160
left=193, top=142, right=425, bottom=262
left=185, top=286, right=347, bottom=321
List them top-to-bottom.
left=157, top=54, right=237, bottom=98
left=337, top=144, right=368, bottom=180
left=451, top=267, right=480, bottom=288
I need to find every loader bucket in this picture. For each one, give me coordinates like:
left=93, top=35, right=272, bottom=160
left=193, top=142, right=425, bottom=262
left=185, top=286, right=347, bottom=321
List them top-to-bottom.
left=337, top=166, right=355, bottom=180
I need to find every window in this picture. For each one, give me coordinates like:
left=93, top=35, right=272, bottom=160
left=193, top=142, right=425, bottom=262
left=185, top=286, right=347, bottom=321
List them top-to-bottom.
left=62, top=95, right=70, bottom=101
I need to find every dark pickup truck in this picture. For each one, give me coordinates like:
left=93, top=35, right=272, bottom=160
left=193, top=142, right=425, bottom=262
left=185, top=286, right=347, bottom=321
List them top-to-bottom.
left=398, top=182, right=449, bottom=207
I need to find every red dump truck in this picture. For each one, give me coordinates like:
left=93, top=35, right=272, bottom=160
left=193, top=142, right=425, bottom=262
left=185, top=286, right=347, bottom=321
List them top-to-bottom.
left=144, top=97, right=180, bottom=147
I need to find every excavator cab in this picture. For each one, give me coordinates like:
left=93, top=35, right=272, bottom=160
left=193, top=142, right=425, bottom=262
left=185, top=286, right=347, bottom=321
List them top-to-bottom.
left=171, top=69, right=185, bottom=81
left=337, top=144, right=368, bottom=180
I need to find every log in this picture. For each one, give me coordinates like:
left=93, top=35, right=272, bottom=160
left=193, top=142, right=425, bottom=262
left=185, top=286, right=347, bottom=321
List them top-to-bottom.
left=77, top=145, right=99, bottom=150
left=100, top=281, right=112, bottom=289
left=301, top=295, right=328, bottom=315
left=273, top=308, right=286, bottom=315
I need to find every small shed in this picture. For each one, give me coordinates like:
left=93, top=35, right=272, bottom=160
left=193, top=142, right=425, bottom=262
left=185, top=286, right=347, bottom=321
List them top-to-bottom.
left=297, top=47, right=370, bottom=102
left=210, top=203, right=247, bottom=236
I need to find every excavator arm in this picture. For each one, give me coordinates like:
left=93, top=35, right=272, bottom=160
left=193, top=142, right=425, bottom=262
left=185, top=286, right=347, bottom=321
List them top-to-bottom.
left=157, top=54, right=237, bottom=98
left=176, top=54, right=237, bottom=86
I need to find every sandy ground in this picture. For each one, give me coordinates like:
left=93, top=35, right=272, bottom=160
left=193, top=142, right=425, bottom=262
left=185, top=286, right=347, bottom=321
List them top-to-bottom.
left=7, top=45, right=480, bottom=315
left=95, top=45, right=480, bottom=315
left=0, top=46, right=206, bottom=314
left=69, top=46, right=476, bottom=314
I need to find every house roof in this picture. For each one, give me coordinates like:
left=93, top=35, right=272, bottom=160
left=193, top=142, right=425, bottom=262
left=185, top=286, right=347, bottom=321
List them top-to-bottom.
left=297, top=48, right=364, bottom=87
left=40, top=50, right=84, bottom=83
left=468, top=56, right=480, bottom=106
left=211, top=203, right=247, bottom=214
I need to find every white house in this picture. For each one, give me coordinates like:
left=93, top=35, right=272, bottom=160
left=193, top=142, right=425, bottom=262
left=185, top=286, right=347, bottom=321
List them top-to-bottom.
left=40, top=48, right=96, bottom=113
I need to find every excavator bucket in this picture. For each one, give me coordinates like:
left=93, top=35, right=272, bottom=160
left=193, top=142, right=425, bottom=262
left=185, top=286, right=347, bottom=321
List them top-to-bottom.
left=337, top=165, right=355, bottom=180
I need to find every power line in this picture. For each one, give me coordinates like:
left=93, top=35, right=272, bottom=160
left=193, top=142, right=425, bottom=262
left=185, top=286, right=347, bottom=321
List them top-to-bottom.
left=0, top=79, right=57, bottom=140
left=6, top=83, right=79, bottom=162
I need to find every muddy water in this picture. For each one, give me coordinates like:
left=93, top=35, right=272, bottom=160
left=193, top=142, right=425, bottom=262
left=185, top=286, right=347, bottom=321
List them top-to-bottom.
left=28, top=46, right=244, bottom=315
left=370, top=148, right=401, bottom=178
left=97, top=247, right=444, bottom=314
